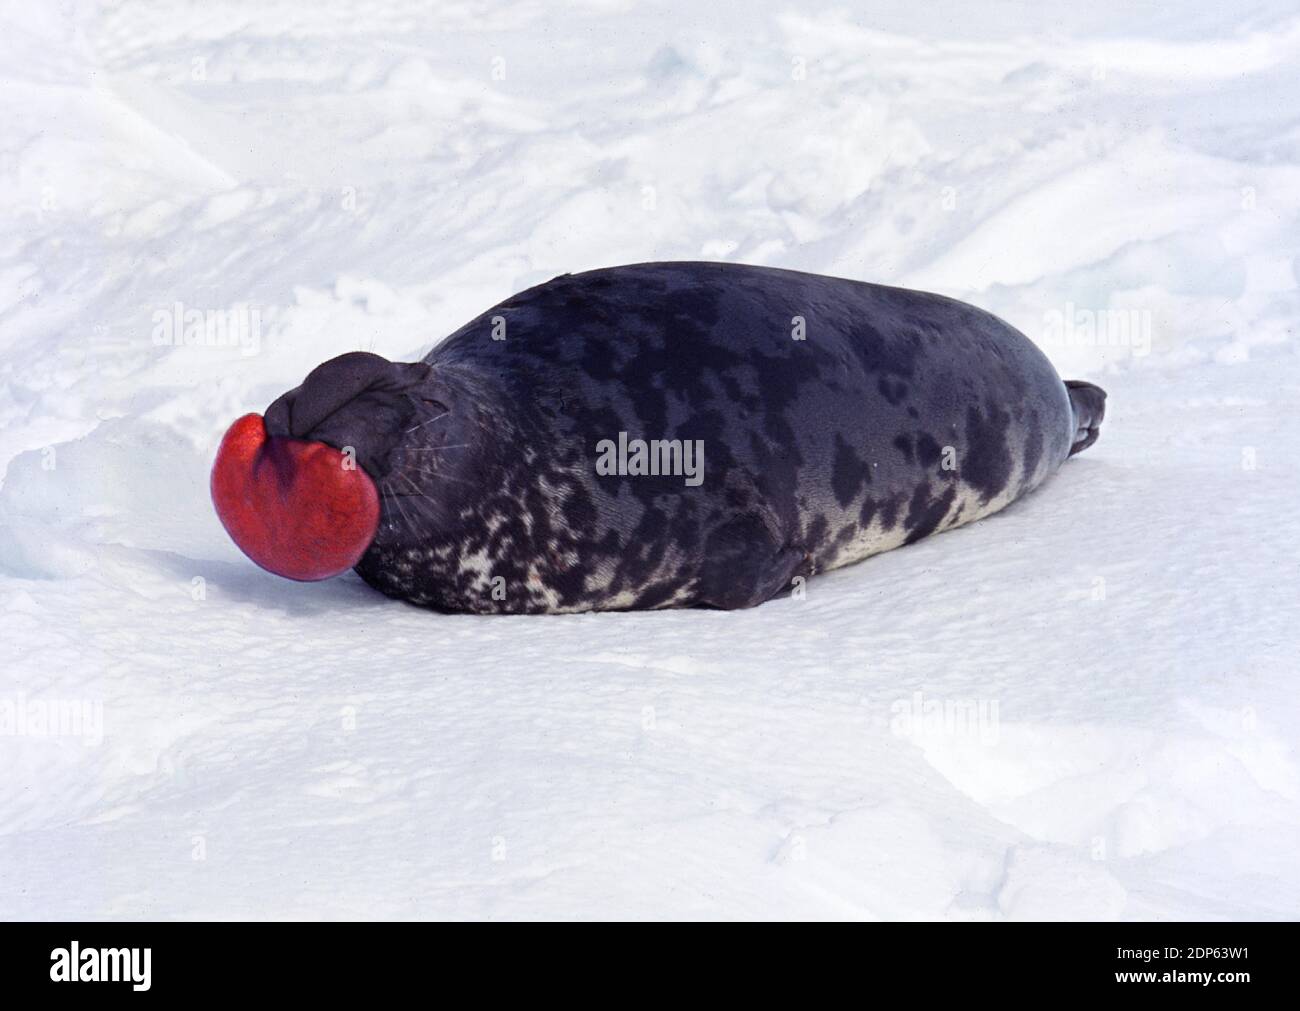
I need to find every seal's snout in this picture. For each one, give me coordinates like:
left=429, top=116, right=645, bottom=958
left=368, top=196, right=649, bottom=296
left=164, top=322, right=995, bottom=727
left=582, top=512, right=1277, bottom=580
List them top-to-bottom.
left=263, top=351, right=431, bottom=481
left=264, top=352, right=397, bottom=440
left=211, top=413, right=380, bottom=581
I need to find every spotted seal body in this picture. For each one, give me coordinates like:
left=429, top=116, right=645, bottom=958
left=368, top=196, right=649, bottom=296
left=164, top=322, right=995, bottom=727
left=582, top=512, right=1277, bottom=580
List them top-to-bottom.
left=253, top=262, right=1105, bottom=613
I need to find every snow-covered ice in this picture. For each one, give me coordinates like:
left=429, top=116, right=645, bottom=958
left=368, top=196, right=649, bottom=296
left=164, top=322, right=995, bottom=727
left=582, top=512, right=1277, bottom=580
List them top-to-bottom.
left=1, top=0, right=1298, bottom=919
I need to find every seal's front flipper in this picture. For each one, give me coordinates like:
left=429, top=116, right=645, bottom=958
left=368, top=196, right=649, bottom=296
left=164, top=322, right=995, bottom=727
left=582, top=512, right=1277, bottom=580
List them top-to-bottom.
left=1065, top=380, right=1107, bottom=456
left=693, top=512, right=806, bottom=609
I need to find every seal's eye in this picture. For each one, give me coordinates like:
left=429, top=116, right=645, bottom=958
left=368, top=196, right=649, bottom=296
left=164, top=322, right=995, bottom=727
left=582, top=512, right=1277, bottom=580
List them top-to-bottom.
left=210, top=414, right=380, bottom=581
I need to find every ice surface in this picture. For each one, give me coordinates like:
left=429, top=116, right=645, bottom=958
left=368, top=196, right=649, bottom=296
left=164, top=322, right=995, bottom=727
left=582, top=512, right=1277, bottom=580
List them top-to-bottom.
left=1, top=0, right=1297, bottom=919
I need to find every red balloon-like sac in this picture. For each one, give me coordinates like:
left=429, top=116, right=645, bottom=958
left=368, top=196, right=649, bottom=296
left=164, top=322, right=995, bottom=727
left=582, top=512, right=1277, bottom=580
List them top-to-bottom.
left=211, top=413, right=380, bottom=581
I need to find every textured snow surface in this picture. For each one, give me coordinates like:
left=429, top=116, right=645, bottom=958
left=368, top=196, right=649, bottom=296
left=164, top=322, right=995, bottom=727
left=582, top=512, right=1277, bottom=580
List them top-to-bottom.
left=2, top=0, right=1298, bottom=919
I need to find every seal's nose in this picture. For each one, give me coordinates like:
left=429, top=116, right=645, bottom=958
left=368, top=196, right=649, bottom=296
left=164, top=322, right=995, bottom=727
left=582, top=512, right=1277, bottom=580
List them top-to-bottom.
left=263, top=351, right=431, bottom=481
left=264, top=351, right=397, bottom=440
left=211, top=413, right=380, bottom=581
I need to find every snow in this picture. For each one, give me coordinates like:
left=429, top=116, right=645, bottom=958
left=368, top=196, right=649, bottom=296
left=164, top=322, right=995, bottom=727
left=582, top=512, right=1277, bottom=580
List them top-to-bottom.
left=2, top=0, right=1298, bottom=919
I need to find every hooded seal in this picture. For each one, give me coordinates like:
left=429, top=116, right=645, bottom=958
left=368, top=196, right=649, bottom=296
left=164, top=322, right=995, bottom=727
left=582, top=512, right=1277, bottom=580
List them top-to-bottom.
left=212, top=262, right=1106, bottom=613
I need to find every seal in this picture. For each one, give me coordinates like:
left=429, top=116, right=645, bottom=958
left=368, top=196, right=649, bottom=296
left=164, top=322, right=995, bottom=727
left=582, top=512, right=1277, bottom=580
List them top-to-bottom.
left=211, top=262, right=1106, bottom=613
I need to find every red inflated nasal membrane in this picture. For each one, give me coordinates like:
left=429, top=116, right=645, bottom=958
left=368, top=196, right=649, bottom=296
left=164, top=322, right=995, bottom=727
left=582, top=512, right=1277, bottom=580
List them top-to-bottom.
left=211, top=413, right=380, bottom=581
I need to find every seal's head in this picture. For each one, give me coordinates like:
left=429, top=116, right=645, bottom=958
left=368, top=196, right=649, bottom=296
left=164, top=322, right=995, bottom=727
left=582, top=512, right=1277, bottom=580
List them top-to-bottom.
left=211, top=351, right=438, bottom=581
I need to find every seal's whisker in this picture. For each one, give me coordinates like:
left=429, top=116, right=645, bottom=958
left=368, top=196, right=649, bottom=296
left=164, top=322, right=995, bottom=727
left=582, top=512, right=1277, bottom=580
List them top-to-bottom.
left=404, top=411, right=449, bottom=434
left=399, top=444, right=471, bottom=453
left=402, top=466, right=476, bottom=487
left=392, top=473, right=428, bottom=501
left=393, top=473, right=456, bottom=510
left=382, top=483, right=417, bottom=532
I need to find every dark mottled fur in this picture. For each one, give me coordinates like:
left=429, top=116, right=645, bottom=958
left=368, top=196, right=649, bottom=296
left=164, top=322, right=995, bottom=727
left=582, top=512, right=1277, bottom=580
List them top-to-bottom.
left=264, top=262, right=1103, bottom=613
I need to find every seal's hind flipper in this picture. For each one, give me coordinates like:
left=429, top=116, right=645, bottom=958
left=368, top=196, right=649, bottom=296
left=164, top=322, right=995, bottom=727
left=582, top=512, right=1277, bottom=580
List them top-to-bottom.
left=1065, top=380, right=1107, bottom=456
